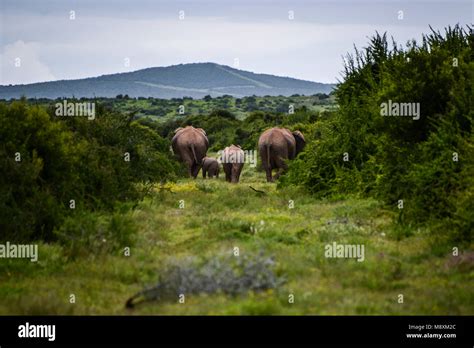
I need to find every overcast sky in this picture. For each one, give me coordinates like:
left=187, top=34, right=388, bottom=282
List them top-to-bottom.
left=0, top=0, right=472, bottom=85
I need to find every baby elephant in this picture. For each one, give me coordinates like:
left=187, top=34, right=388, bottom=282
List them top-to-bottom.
left=202, top=157, right=220, bottom=179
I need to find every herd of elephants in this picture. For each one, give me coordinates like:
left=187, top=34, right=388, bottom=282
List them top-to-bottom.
left=171, top=126, right=306, bottom=183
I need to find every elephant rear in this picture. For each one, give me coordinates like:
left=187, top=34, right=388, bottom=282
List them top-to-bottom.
left=172, top=126, right=209, bottom=178
left=258, top=127, right=305, bottom=182
left=221, top=145, right=245, bottom=183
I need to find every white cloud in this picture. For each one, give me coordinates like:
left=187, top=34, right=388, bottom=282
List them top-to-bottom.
left=0, top=0, right=470, bottom=85
left=0, top=14, right=427, bottom=84
left=0, top=40, right=55, bottom=85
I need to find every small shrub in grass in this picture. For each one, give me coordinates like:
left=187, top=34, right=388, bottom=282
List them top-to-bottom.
left=195, top=181, right=216, bottom=193
left=54, top=210, right=137, bottom=258
left=203, top=218, right=254, bottom=240
left=389, top=219, right=415, bottom=241
left=317, top=221, right=367, bottom=243
left=261, top=230, right=300, bottom=245
left=444, top=251, right=474, bottom=272
left=126, top=252, right=284, bottom=308
left=13, top=293, right=76, bottom=315
left=240, top=297, right=281, bottom=315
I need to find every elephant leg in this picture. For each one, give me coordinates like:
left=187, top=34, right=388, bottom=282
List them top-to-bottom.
left=182, top=155, right=194, bottom=178
left=273, top=157, right=287, bottom=180
left=191, top=163, right=200, bottom=179
left=223, top=164, right=231, bottom=182
left=232, top=164, right=243, bottom=183
left=196, top=165, right=202, bottom=178
left=264, top=166, right=273, bottom=182
left=202, top=168, right=207, bottom=179
left=231, top=168, right=237, bottom=183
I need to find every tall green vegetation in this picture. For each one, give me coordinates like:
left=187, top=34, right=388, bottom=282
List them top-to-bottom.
left=281, top=25, right=473, bottom=243
left=0, top=100, right=180, bottom=243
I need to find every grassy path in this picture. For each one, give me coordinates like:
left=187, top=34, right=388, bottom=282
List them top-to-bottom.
left=1, top=167, right=472, bottom=315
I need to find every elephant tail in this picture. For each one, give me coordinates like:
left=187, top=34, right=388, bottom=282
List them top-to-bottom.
left=190, top=143, right=198, bottom=164
left=265, top=143, right=271, bottom=169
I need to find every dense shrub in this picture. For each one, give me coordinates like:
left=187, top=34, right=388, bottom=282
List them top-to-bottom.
left=281, top=25, right=473, bottom=242
left=0, top=100, right=180, bottom=242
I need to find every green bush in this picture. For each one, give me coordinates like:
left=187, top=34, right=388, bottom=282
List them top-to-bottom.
left=281, top=25, right=473, bottom=242
left=0, top=100, right=180, bottom=242
left=54, top=209, right=137, bottom=258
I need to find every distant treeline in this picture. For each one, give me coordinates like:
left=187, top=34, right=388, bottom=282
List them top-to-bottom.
left=1, top=93, right=335, bottom=121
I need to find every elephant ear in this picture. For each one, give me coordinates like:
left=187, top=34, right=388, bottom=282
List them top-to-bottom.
left=174, top=127, right=184, bottom=134
left=196, top=128, right=207, bottom=136
left=293, top=131, right=306, bottom=155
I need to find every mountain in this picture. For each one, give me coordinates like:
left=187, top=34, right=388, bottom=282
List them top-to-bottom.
left=0, top=63, right=335, bottom=99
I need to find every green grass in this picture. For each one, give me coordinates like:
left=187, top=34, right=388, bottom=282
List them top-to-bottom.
left=0, top=166, right=472, bottom=315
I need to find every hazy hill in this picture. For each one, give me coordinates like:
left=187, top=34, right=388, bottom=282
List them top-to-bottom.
left=0, top=63, right=335, bottom=99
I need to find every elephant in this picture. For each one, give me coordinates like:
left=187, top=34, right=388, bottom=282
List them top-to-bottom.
left=171, top=126, right=209, bottom=178
left=258, top=127, right=306, bottom=182
left=221, top=145, right=245, bottom=183
left=202, top=156, right=220, bottom=179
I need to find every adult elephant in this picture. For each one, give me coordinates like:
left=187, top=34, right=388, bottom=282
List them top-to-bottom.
left=172, top=126, right=209, bottom=178
left=258, top=127, right=305, bottom=182
left=221, top=145, right=245, bottom=183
